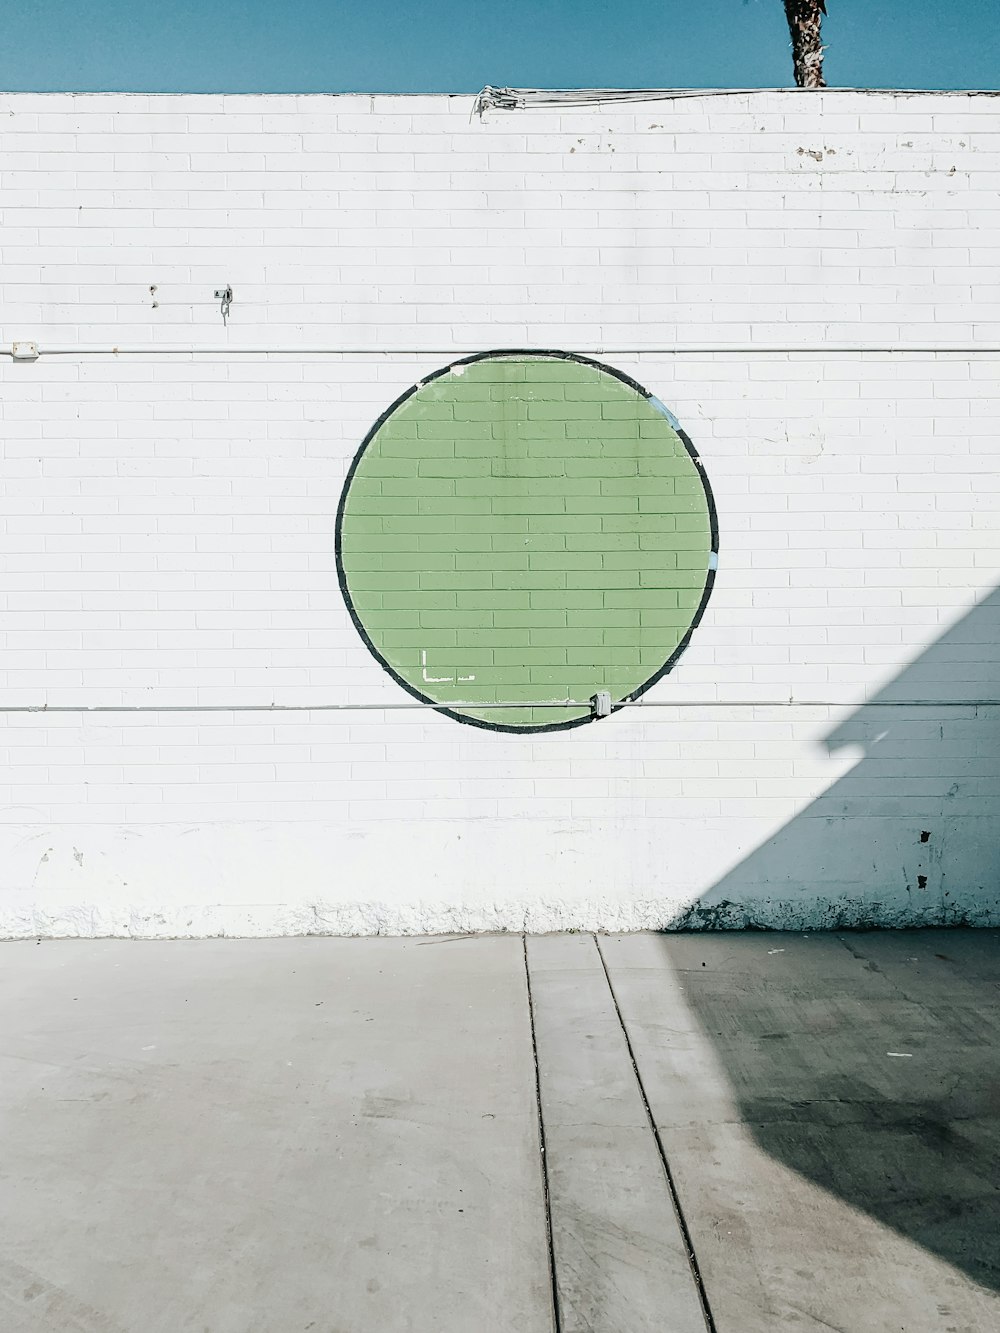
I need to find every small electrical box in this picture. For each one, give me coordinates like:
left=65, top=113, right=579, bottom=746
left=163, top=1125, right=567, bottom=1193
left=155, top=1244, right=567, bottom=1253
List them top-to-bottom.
left=11, top=341, right=39, bottom=361
left=591, top=691, right=613, bottom=719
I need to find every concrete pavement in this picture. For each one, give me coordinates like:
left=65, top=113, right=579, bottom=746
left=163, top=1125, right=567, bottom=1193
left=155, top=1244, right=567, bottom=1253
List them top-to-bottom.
left=0, top=930, right=997, bottom=1332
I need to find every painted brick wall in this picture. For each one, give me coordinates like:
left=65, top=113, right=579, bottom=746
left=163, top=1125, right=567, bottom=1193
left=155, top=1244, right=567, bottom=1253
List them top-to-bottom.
left=1, top=89, right=999, bottom=936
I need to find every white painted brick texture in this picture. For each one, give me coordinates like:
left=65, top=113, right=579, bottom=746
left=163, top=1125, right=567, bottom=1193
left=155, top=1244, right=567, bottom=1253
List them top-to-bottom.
left=1, top=90, right=999, bottom=935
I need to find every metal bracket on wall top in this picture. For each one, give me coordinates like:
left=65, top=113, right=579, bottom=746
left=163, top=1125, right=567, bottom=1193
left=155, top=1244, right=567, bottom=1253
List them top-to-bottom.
left=591, top=691, right=612, bottom=719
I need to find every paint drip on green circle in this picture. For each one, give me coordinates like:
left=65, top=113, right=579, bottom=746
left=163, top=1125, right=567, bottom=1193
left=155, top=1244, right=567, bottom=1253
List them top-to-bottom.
left=336, top=353, right=716, bottom=731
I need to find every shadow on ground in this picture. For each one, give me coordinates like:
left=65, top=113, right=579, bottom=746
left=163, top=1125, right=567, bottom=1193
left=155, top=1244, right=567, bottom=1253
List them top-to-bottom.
left=654, top=928, right=1000, bottom=1297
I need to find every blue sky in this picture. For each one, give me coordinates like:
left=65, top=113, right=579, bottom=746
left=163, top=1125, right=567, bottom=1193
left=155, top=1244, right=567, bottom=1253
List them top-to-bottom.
left=0, top=0, right=996, bottom=93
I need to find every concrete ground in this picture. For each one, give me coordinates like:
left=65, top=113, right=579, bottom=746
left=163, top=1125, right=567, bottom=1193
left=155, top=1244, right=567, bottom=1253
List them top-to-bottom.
left=0, top=931, right=998, bottom=1333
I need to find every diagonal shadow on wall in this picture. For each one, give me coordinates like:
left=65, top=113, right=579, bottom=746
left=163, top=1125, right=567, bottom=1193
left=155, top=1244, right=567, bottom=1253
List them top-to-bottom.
left=679, top=585, right=1000, bottom=932
left=652, top=588, right=1000, bottom=1295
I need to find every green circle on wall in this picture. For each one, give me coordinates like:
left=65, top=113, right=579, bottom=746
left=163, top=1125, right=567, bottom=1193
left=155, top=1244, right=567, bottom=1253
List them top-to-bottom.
left=336, top=351, right=717, bottom=732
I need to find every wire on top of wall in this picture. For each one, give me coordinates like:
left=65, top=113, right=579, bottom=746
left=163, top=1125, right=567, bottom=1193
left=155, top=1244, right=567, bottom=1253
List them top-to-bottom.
left=473, top=85, right=1000, bottom=115
left=5, top=344, right=1000, bottom=359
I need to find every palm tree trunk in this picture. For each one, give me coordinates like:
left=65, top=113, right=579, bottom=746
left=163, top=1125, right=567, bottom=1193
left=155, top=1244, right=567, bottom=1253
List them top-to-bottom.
left=783, top=0, right=827, bottom=89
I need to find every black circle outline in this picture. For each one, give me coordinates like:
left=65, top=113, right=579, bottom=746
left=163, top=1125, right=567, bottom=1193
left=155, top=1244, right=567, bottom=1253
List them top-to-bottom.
left=334, top=349, right=719, bottom=734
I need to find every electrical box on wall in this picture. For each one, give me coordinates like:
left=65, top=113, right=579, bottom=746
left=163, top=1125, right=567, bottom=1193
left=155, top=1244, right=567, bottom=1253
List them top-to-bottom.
left=11, top=341, right=39, bottom=361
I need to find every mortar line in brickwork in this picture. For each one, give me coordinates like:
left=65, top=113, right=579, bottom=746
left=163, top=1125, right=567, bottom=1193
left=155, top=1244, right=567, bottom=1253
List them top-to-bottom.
left=1, top=700, right=997, bottom=715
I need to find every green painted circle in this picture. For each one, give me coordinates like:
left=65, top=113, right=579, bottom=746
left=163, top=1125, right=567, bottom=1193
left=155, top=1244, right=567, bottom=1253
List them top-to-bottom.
left=336, top=353, right=716, bottom=731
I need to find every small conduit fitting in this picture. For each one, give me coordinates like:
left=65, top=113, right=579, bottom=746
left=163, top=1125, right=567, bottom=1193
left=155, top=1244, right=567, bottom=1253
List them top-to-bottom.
left=11, top=341, right=39, bottom=361
left=591, top=691, right=613, bottom=719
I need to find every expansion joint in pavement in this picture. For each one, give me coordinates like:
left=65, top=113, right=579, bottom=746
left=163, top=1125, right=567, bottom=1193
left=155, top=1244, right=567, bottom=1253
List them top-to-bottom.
left=522, top=932, right=563, bottom=1333
left=591, top=933, right=719, bottom=1333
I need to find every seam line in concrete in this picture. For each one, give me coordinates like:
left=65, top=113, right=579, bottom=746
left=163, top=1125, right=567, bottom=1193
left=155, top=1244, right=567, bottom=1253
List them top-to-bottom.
left=522, top=932, right=563, bottom=1333
left=592, top=933, right=718, bottom=1333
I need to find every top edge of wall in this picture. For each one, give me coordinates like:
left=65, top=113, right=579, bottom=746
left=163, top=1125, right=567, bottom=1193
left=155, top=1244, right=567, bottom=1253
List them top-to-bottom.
left=0, top=87, right=998, bottom=102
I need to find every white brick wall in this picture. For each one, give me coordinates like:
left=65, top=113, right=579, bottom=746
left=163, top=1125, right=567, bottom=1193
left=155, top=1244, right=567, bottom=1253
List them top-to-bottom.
left=2, top=89, right=1000, bottom=936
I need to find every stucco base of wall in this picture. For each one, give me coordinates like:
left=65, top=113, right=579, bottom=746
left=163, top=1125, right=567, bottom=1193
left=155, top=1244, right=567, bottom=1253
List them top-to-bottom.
left=2, top=819, right=997, bottom=939
left=3, top=896, right=999, bottom=941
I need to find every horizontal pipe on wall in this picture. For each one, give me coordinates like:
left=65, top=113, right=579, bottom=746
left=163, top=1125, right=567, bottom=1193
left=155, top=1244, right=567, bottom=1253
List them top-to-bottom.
left=4, top=346, right=1000, bottom=358
left=1, top=700, right=997, bottom=714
